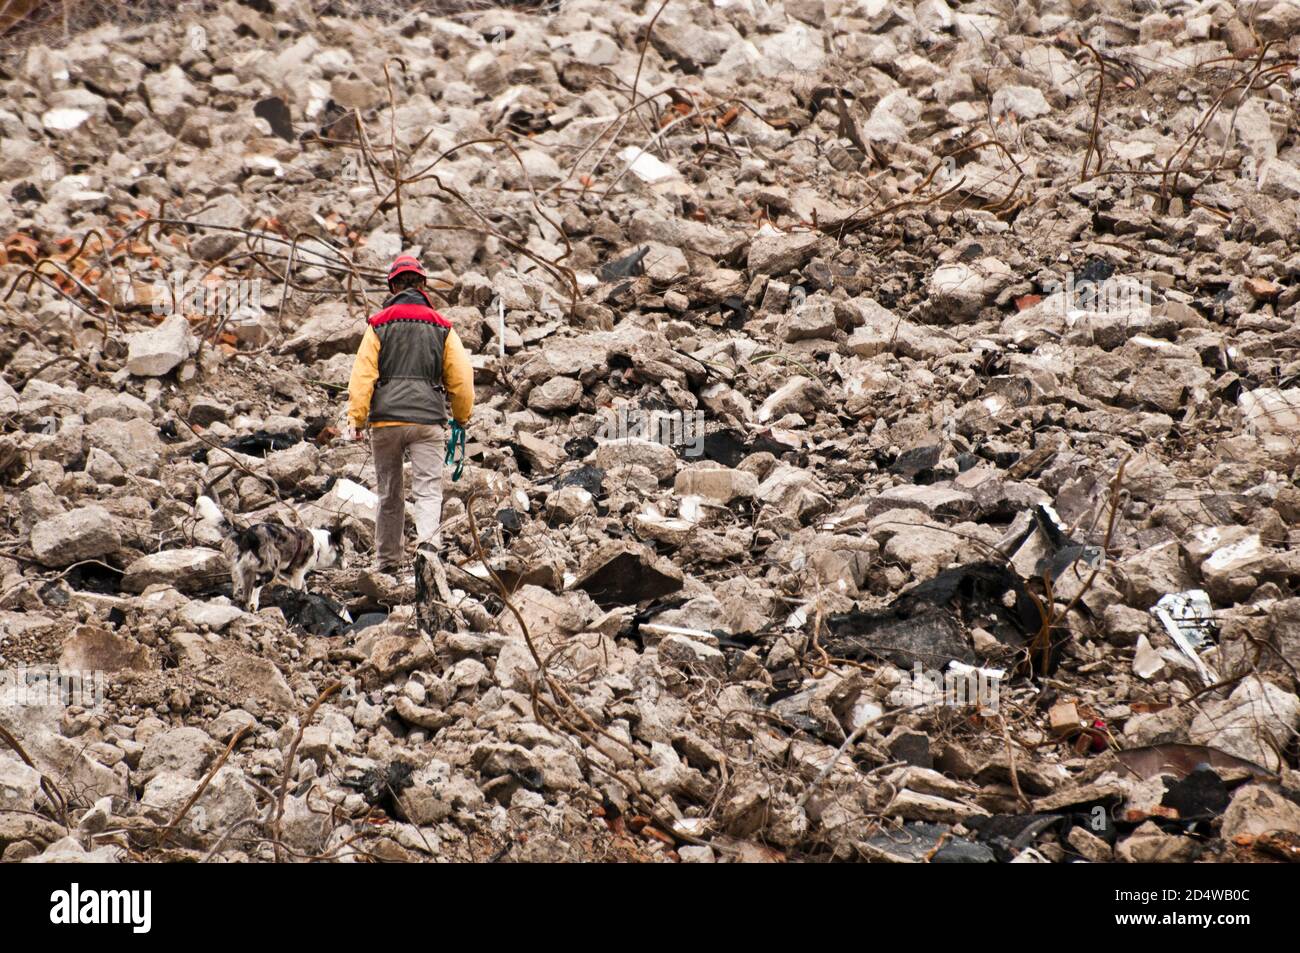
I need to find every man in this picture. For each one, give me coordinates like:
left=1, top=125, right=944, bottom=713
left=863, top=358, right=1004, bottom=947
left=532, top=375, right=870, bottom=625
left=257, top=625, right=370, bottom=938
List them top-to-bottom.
left=346, top=255, right=474, bottom=573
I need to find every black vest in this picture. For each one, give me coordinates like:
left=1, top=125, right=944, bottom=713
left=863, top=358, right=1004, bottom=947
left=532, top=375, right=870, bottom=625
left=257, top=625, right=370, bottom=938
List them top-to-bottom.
left=368, top=289, right=451, bottom=424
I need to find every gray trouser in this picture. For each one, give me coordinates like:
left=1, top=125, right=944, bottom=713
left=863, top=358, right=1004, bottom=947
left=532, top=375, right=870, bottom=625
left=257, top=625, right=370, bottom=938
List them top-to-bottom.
left=370, top=423, right=445, bottom=570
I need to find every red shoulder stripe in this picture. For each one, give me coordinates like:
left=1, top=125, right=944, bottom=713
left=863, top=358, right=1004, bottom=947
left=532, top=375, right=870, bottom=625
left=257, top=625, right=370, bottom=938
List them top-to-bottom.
left=368, top=304, right=452, bottom=329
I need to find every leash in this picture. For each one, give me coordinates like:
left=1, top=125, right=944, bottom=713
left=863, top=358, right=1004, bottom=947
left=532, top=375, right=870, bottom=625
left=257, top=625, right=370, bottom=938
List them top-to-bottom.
left=444, top=420, right=466, bottom=482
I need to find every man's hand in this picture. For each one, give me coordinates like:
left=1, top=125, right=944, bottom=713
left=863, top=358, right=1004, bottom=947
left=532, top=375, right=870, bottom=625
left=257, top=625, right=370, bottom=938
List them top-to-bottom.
left=338, top=419, right=365, bottom=443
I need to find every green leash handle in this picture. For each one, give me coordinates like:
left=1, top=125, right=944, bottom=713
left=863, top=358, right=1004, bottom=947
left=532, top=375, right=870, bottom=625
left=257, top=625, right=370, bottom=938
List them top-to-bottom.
left=445, top=420, right=466, bottom=481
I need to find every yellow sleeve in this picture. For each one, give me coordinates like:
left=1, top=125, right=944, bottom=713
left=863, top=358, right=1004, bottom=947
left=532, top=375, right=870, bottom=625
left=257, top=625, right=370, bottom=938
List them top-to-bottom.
left=347, top=326, right=380, bottom=428
left=443, top=328, right=474, bottom=425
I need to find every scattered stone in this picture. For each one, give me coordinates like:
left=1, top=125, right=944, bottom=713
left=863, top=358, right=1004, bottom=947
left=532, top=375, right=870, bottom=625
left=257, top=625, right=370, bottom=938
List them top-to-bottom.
left=2, top=0, right=1297, bottom=869
left=126, top=314, right=197, bottom=377
left=30, top=505, right=121, bottom=567
left=122, top=548, right=226, bottom=593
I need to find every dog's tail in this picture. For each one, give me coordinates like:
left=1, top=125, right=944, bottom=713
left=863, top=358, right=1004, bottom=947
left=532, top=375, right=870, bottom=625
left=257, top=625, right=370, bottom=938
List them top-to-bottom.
left=197, top=494, right=246, bottom=570
left=195, top=495, right=234, bottom=535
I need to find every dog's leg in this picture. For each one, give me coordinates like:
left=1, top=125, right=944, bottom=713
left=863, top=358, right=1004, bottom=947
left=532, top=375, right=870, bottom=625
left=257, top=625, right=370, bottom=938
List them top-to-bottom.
left=232, top=561, right=251, bottom=610
left=288, top=566, right=308, bottom=591
left=250, top=585, right=262, bottom=613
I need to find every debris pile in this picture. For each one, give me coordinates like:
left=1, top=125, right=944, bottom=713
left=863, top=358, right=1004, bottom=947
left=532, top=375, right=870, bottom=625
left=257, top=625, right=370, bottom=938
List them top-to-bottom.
left=1, top=0, right=1299, bottom=863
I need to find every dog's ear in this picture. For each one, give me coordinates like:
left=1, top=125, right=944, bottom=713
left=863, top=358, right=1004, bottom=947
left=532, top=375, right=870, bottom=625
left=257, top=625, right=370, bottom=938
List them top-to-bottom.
left=328, top=524, right=346, bottom=550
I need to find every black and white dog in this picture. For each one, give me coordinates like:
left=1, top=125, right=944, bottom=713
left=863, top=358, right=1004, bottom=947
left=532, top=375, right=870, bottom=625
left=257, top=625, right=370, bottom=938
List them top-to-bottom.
left=196, top=495, right=344, bottom=610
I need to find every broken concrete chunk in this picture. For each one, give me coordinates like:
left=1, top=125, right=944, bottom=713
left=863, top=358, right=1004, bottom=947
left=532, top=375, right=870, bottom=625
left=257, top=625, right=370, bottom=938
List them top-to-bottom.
left=747, top=230, right=822, bottom=276
left=125, top=314, right=197, bottom=377
left=593, top=438, right=678, bottom=482
left=673, top=466, right=758, bottom=504
left=30, top=505, right=122, bottom=567
left=122, top=548, right=226, bottom=593
left=58, top=626, right=155, bottom=673
left=1188, top=676, right=1300, bottom=771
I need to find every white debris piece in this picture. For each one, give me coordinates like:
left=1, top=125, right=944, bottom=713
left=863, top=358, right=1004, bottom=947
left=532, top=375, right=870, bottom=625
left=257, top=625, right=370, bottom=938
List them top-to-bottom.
left=617, top=147, right=680, bottom=184
left=1150, top=590, right=1219, bottom=686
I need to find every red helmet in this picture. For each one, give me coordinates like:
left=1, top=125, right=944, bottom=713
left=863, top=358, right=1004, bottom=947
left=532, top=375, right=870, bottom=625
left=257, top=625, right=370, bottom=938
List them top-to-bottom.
left=387, top=255, right=427, bottom=287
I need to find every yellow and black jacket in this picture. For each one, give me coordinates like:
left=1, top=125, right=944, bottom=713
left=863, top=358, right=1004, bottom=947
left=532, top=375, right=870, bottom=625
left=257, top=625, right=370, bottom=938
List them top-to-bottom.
left=347, top=288, right=474, bottom=429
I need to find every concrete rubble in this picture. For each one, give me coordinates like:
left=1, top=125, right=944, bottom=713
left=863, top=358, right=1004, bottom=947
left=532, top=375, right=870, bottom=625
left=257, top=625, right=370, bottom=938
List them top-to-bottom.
left=0, top=0, right=1298, bottom=864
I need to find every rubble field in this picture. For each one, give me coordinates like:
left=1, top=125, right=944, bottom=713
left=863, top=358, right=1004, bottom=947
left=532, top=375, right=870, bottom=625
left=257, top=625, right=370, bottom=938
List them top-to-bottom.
left=1, top=0, right=1299, bottom=863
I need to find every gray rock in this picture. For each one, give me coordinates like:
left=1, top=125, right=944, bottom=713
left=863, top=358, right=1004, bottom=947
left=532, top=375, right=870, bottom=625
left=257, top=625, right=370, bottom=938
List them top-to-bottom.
left=990, top=85, right=1051, bottom=119
left=748, top=231, right=823, bottom=276
left=126, top=314, right=197, bottom=377
left=527, top=376, right=583, bottom=412
left=594, top=438, right=678, bottom=481
left=674, top=466, right=758, bottom=504
left=30, top=505, right=122, bottom=567
left=122, top=548, right=226, bottom=593
left=58, top=626, right=155, bottom=673
left=1189, top=676, right=1300, bottom=770
left=139, top=727, right=219, bottom=781
left=0, top=759, right=42, bottom=813
left=1220, top=783, right=1300, bottom=841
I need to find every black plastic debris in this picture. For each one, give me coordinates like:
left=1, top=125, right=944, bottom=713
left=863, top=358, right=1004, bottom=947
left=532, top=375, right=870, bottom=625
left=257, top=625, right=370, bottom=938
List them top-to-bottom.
left=254, top=96, right=295, bottom=141
left=505, top=107, right=548, bottom=135
left=11, top=181, right=43, bottom=204
left=597, top=246, right=649, bottom=282
left=1071, top=256, right=1117, bottom=309
left=1075, top=256, right=1115, bottom=285
left=718, top=296, right=748, bottom=325
left=304, top=416, right=332, bottom=443
left=700, top=428, right=790, bottom=468
left=701, top=429, right=749, bottom=467
left=223, top=430, right=301, bottom=457
left=564, top=435, right=597, bottom=459
left=889, top=444, right=942, bottom=483
left=555, top=464, right=604, bottom=498
left=1003, top=504, right=1101, bottom=582
left=495, top=507, right=524, bottom=538
left=825, top=561, right=1046, bottom=671
left=59, top=562, right=124, bottom=595
left=37, top=579, right=72, bottom=607
left=257, top=585, right=352, bottom=637
left=343, top=761, right=414, bottom=815
left=1161, top=765, right=1230, bottom=820
left=510, top=766, right=546, bottom=791
left=1061, top=809, right=1118, bottom=847
left=968, top=813, right=1064, bottom=862
left=857, top=821, right=950, bottom=863
left=932, top=840, right=997, bottom=863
